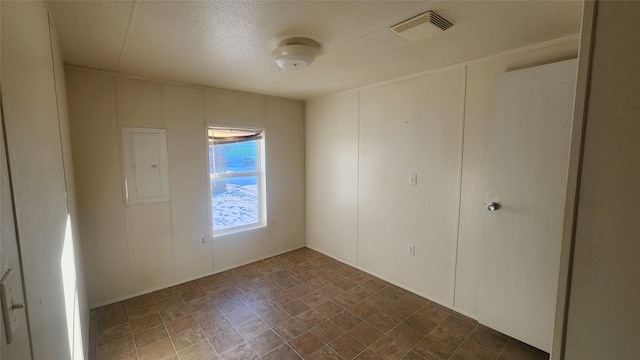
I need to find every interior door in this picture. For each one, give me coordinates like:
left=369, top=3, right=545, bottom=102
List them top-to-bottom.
left=478, top=59, right=577, bottom=352
left=0, top=95, right=32, bottom=359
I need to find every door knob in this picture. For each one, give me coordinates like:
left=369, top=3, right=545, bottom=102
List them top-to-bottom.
left=486, top=202, right=501, bottom=211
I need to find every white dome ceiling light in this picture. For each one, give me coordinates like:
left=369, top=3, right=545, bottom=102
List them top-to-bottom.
left=272, top=38, right=319, bottom=70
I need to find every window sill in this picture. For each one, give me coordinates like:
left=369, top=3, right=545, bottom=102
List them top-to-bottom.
left=212, top=224, right=267, bottom=239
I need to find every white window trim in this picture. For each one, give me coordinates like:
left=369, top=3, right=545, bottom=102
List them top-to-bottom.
left=207, top=125, right=267, bottom=238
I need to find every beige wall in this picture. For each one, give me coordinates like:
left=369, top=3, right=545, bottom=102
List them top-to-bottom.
left=1, top=1, right=88, bottom=358
left=564, top=1, right=640, bottom=358
left=305, top=39, right=578, bottom=317
left=65, top=68, right=305, bottom=307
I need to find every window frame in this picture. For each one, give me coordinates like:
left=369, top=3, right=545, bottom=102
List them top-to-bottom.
left=207, top=125, right=267, bottom=237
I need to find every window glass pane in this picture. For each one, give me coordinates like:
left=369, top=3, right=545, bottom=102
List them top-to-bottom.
left=210, top=140, right=258, bottom=176
left=211, top=175, right=258, bottom=231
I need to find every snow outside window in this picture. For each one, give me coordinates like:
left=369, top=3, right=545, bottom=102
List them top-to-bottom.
left=208, top=127, right=266, bottom=235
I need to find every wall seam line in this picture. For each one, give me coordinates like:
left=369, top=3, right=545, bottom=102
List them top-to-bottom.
left=452, top=66, right=468, bottom=307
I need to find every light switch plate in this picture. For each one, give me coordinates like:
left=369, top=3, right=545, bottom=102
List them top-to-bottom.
left=1, top=269, right=22, bottom=344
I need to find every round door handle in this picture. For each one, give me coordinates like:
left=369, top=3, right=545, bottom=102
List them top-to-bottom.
left=486, top=202, right=501, bottom=211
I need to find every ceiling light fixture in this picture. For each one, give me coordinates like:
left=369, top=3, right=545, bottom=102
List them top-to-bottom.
left=272, top=38, right=319, bottom=70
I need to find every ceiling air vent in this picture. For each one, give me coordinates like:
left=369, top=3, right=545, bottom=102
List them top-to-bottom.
left=391, top=11, right=453, bottom=41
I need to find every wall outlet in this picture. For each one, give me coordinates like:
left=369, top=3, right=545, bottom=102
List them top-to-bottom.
left=200, top=237, right=207, bottom=244
left=407, top=245, right=416, bottom=256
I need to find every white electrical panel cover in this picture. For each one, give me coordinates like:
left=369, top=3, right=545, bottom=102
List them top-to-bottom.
left=122, top=127, right=170, bottom=205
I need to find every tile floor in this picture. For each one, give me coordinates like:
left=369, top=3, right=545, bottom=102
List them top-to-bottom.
left=89, top=248, right=549, bottom=360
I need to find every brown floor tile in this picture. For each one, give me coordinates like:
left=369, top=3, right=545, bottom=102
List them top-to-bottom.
left=90, top=249, right=549, bottom=360
left=334, top=278, right=358, bottom=291
left=316, top=284, right=344, bottom=298
left=152, top=286, right=179, bottom=301
left=378, top=286, right=408, bottom=302
left=268, top=289, right=298, bottom=306
left=302, top=292, right=329, bottom=308
left=126, top=294, right=155, bottom=310
left=394, top=294, right=426, bottom=312
left=155, top=295, right=184, bottom=311
left=186, top=295, right=216, bottom=312
left=218, top=297, right=246, bottom=314
left=247, top=297, right=279, bottom=315
left=281, top=299, right=312, bottom=317
left=314, top=300, right=344, bottom=318
left=349, top=301, right=380, bottom=319
left=414, top=301, right=451, bottom=324
left=128, top=303, right=159, bottom=321
left=159, top=304, right=190, bottom=322
left=193, top=305, right=224, bottom=324
left=226, top=305, right=259, bottom=326
left=260, top=307, right=293, bottom=327
left=295, top=309, right=327, bottom=329
left=367, top=309, right=403, bottom=333
left=331, top=310, right=363, bottom=331
left=98, top=312, right=129, bottom=332
left=130, top=312, right=163, bottom=334
left=404, top=313, right=438, bottom=335
left=165, top=314, right=198, bottom=336
left=441, top=314, right=477, bottom=338
left=201, top=316, right=234, bottom=338
left=236, top=317, right=271, bottom=340
left=310, top=320, right=345, bottom=343
left=96, top=322, right=132, bottom=347
left=348, top=322, right=384, bottom=346
left=387, top=322, right=425, bottom=347
left=133, top=324, right=168, bottom=349
left=172, top=325, right=208, bottom=351
left=413, top=325, right=467, bottom=360
left=468, top=326, right=509, bottom=353
left=210, top=328, right=245, bottom=353
left=246, top=329, right=284, bottom=356
left=288, top=331, right=324, bottom=358
left=329, top=333, right=367, bottom=360
left=96, top=335, right=135, bottom=360
left=369, top=335, right=411, bottom=360
left=137, top=337, right=176, bottom=360
left=450, top=338, right=500, bottom=360
left=178, top=340, right=217, bottom=360
left=498, top=340, right=548, bottom=360
left=218, top=341, right=258, bottom=360
left=262, top=344, right=302, bottom=360
left=307, top=345, right=342, bottom=360
left=355, top=349, right=385, bottom=360
left=402, top=351, right=426, bottom=360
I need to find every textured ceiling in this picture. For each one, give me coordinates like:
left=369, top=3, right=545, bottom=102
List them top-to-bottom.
left=47, top=1, right=582, bottom=100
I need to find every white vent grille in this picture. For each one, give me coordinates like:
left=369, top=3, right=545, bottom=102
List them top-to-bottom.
left=391, top=11, right=453, bottom=41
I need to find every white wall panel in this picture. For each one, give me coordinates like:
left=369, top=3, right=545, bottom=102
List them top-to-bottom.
left=2, top=1, right=88, bottom=357
left=564, top=2, right=640, bottom=358
left=66, top=68, right=305, bottom=306
left=358, top=68, right=465, bottom=305
left=66, top=70, right=133, bottom=305
left=115, top=77, right=165, bottom=128
left=164, top=84, right=213, bottom=281
left=205, top=89, right=266, bottom=128
left=305, top=93, right=359, bottom=264
left=266, top=98, right=305, bottom=254
left=127, top=203, right=175, bottom=291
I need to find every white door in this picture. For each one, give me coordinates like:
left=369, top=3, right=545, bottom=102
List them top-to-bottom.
left=478, top=59, right=577, bottom=352
left=0, top=97, right=32, bottom=359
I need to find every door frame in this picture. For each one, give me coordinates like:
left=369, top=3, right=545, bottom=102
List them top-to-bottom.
left=551, top=1, right=597, bottom=358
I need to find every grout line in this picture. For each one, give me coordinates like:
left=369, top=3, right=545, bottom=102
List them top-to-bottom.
left=92, top=250, right=533, bottom=360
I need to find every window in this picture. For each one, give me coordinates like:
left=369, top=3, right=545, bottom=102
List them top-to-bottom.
left=208, top=127, right=266, bottom=235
